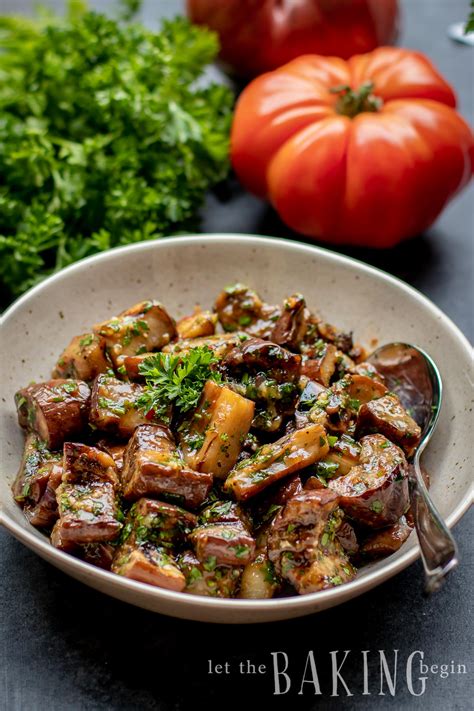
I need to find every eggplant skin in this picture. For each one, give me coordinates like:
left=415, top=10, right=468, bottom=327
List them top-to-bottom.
left=52, top=333, right=109, bottom=382
left=89, top=374, right=151, bottom=439
left=15, top=380, right=90, bottom=450
left=356, top=394, right=421, bottom=457
left=224, top=423, right=329, bottom=501
left=121, top=424, right=213, bottom=508
left=328, top=434, right=409, bottom=528
left=53, top=443, right=122, bottom=546
left=267, top=490, right=356, bottom=595
left=359, top=516, right=413, bottom=560
left=112, top=544, right=186, bottom=591
left=178, top=550, right=241, bottom=598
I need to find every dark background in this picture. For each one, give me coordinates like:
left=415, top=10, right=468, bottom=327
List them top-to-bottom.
left=0, top=1, right=472, bottom=710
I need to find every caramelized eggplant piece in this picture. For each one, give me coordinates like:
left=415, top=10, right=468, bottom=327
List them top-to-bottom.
left=214, top=284, right=280, bottom=338
left=271, top=294, right=307, bottom=350
left=94, top=300, right=176, bottom=368
left=176, top=309, right=217, bottom=339
left=316, top=321, right=353, bottom=354
left=52, top=333, right=109, bottom=381
left=163, top=333, right=249, bottom=360
left=223, top=338, right=300, bottom=384
left=223, top=338, right=301, bottom=432
left=301, top=344, right=338, bottom=387
left=90, top=374, right=153, bottom=438
left=347, top=374, right=387, bottom=405
left=308, top=375, right=363, bottom=435
left=15, top=380, right=90, bottom=450
left=180, top=380, right=254, bottom=479
left=356, top=394, right=422, bottom=457
left=121, top=424, right=213, bottom=507
left=224, top=424, right=329, bottom=501
left=12, top=433, right=60, bottom=505
left=324, top=434, right=361, bottom=476
left=328, top=434, right=409, bottom=528
left=96, top=439, right=127, bottom=475
left=53, top=443, right=121, bottom=545
left=25, top=459, right=63, bottom=528
left=250, top=473, right=303, bottom=528
left=267, top=490, right=356, bottom=594
left=120, top=497, right=197, bottom=550
left=111, top=498, right=196, bottom=589
left=199, top=500, right=251, bottom=529
left=359, top=516, right=413, bottom=559
left=336, top=520, right=359, bottom=555
left=190, top=523, right=256, bottom=566
left=80, top=543, right=115, bottom=570
left=112, top=543, right=185, bottom=590
left=178, top=550, right=241, bottom=597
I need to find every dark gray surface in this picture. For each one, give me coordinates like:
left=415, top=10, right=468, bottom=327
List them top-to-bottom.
left=0, top=1, right=473, bottom=710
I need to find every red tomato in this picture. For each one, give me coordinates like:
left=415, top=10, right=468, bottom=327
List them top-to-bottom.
left=187, top=0, right=399, bottom=77
left=231, top=48, right=474, bottom=248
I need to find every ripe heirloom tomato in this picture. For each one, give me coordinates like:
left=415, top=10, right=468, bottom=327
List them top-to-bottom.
left=187, top=0, right=399, bottom=78
left=231, top=48, right=474, bottom=248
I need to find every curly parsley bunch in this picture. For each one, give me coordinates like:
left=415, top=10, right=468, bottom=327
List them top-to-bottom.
left=0, top=7, right=233, bottom=301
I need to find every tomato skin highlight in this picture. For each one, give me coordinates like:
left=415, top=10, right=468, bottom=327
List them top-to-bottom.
left=187, top=0, right=400, bottom=78
left=231, top=48, right=473, bottom=248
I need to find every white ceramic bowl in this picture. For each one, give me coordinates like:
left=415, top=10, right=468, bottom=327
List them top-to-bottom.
left=1, top=235, right=472, bottom=623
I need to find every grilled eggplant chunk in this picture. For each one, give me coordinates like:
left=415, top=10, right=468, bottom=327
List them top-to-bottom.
left=214, top=284, right=280, bottom=339
left=271, top=294, right=307, bottom=350
left=94, top=300, right=176, bottom=368
left=176, top=309, right=217, bottom=339
left=52, top=333, right=109, bottom=381
left=223, top=338, right=301, bottom=432
left=223, top=338, right=300, bottom=384
left=301, top=344, right=338, bottom=387
left=90, top=374, right=152, bottom=438
left=15, top=380, right=90, bottom=450
left=180, top=380, right=254, bottom=479
left=356, top=394, right=421, bottom=457
left=121, top=424, right=213, bottom=507
left=224, top=424, right=329, bottom=501
left=12, top=433, right=60, bottom=505
left=324, top=434, right=361, bottom=477
left=328, top=434, right=409, bottom=528
left=96, top=439, right=127, bottom=475
left=53, top=443, right=121, bottom=546
left=25, top=459, right=64, bottom=528
left=267, top=490, right=356, bottom=594
left=120, top=497, right=198, bottom=550
left=111, top=498, right=196, bottom=589
left=190, top=498, right=256, bottom=566
left=359, top=516, right=413, bottom=559
left=190, top=523, right=256, bottom=566
left=80, top=543, right=115, bottom=570
left=112, top=544, right=185, bottom=590
left=178, top=550, right=242, bottom=597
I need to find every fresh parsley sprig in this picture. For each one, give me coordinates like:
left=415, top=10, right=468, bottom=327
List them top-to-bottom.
left=0, top=7, right=233, bottom=304
left=137, top=346, right=221, bottom=422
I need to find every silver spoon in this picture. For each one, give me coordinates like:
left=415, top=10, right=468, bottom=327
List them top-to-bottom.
left=367, top=343, right=458, bottom=594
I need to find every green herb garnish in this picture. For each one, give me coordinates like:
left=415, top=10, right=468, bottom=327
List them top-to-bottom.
left=137, top=346, right=221, bottom=421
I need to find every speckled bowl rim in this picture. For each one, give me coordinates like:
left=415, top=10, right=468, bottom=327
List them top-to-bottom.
left=1, top=234, right=472, bottom=619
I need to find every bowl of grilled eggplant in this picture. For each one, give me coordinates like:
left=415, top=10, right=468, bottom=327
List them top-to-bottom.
left=1, top=235, right=472, bottom=623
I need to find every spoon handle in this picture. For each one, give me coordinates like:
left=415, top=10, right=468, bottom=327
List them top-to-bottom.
left=410, top=451, right=459, bottom=594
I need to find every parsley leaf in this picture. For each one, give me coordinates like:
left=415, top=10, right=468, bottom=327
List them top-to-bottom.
left=0, top=8, right=233, bottom=303
left=137, top=346, right=221, bottom=421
